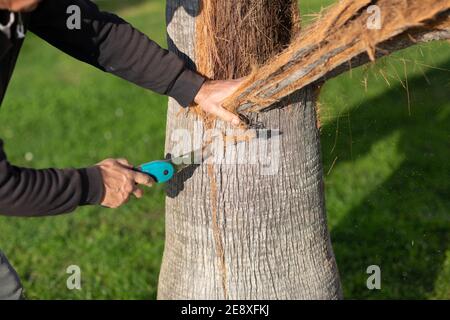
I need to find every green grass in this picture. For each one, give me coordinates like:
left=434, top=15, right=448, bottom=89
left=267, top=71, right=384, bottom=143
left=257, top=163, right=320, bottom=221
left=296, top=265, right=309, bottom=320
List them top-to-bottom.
left=0, top=0, right=448, bottom=299
left=321, top=47, right=450, bottom=299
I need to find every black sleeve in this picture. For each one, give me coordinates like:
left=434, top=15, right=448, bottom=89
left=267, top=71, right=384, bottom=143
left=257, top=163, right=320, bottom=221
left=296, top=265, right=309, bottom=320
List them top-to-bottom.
left=28, top=0, right=205, bottom=107
left=0, top=139, right=104, bottom=217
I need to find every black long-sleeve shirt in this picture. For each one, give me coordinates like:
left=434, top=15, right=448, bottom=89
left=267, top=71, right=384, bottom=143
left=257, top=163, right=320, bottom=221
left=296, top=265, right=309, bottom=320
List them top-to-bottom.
left=0, top=0, right=205, bottom=217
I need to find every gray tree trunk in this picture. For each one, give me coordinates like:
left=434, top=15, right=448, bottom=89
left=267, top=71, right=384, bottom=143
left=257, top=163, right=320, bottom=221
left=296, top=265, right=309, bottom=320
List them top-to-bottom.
left=158, top=0, right=342, bottom=299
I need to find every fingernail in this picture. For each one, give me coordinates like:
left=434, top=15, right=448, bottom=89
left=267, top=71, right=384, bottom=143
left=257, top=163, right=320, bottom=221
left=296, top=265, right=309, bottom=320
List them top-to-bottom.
left=232, top=118, right=240, bottom=126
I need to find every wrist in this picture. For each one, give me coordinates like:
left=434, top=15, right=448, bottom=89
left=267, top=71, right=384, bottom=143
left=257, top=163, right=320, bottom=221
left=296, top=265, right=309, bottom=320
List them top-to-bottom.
left=168, top=69, right=206, bottom=107
left=194, top=81, right=209, bottom=105
left=78, top=166, right=105, bottom=206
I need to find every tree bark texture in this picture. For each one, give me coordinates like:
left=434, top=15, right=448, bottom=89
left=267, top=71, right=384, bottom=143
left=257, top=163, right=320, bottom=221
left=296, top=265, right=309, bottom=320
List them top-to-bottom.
left=158, top=0, right=342, bottom=300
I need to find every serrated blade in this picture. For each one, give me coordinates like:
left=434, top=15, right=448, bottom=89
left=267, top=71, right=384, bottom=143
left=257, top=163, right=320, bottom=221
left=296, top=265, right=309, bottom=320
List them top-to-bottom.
left=169, top=144, right=213, bottom=173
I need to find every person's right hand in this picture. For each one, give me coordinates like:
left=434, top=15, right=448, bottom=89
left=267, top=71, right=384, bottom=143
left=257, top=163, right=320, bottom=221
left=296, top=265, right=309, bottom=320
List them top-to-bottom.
left=96, top=158, right=154, bottom=209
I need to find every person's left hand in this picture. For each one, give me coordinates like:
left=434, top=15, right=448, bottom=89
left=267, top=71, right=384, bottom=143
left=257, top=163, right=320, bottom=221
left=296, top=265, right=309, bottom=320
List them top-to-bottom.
left=194, top=79, right=244, bottom=126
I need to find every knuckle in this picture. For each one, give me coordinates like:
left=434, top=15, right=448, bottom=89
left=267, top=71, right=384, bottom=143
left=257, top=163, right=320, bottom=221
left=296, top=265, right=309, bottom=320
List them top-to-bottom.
left=99, top=158, right=113, bottom=166
left=104, top=159, right=118, bottom=167
left=121, top=172, right=131, bottom=182
left=137, top=173, right=147, bottom=182
left=126, top=174, right=135, bottom=185
left=121, top=190, right=131, bottom=199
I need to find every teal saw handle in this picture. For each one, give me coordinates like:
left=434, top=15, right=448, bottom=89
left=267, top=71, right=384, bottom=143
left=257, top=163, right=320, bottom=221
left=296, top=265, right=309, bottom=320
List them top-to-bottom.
left=138, top=160, right=175, bottom=184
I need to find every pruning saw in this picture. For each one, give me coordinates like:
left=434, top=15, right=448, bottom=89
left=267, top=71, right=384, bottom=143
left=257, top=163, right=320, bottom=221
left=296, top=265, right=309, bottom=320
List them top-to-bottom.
left=136, top=145, right=212, bottom=184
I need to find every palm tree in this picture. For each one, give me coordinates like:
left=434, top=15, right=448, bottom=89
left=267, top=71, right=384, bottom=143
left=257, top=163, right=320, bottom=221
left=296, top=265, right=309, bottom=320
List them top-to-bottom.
left=158, top=0, right=450, bottom=299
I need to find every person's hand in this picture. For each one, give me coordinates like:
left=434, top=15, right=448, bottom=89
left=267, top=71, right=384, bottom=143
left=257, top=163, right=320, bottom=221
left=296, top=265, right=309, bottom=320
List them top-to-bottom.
left=0, top=0, right=42, bottom=12
left=194, top=78, right=244, bottom=126
left=96, top=158, right=154, bottom=209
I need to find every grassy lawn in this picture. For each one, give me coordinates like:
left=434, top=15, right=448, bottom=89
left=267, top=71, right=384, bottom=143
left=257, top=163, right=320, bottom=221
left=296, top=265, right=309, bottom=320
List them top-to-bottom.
left=0, top=0, right=448, bottom=299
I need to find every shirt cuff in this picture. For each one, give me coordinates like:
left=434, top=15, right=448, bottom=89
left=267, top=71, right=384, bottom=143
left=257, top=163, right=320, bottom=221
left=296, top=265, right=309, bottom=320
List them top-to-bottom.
left=167, top=68, right=206, bottom=107
left=78, top=166, right=105, bottom=205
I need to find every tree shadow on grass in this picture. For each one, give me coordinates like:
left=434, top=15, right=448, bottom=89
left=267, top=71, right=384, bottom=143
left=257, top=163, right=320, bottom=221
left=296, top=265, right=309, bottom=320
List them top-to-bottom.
left=321, top=58, right=450, bottom=299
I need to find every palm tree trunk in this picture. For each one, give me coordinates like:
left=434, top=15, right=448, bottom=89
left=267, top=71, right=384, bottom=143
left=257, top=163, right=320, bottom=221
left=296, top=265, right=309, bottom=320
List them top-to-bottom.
left=158, top=0, right=342, bottom=299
